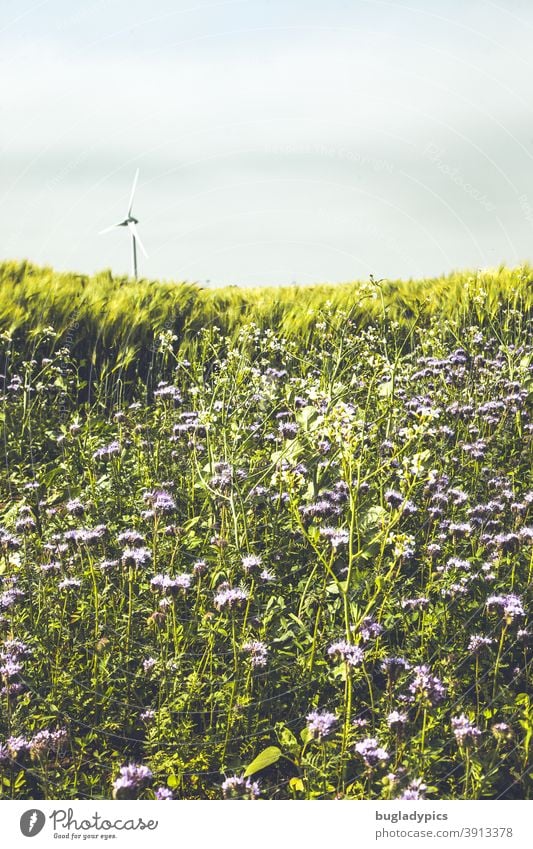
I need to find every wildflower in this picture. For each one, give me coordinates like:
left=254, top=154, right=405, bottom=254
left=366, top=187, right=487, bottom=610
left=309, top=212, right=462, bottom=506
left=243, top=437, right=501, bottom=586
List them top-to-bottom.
left=154, top=383, right=182, bottom=402
left=278, top=421, right=298, bottom=439
left=93, top=440, right=120, bottom=460
left=209, top=463, right=233, bottom=490
left=143, top=489, right=177, bottom=515
left=385, top=490, right=404, bottom=508
left=66, top=499, right=85, bottom=517
left=15, top=514, right=36, bottom=533
left=448, top=522, right=473, bottom=537
left=63, top=525, right=107, bottom=546
left=319, top=526, right=349, bottom=548
left=0, top=528, right=21, bottom=552
left=117, top=529, right=145, bottom=546
left=121, top=547, right=152, bottom=568
left=241, top=554, right=262, bottom=574
left=99, top=559, right=119, bottom=571
left=192, top=559, right=208, bottom=576
left=259, top=568, right=275, bottom=582
left=150, top=573, right=192, bottom=595
left=58, top=578, right=81, bottom=590
left=214, top=586, right=248, bottom=611
left=0, top=587, right=25, bottom=610
left=486, top=593, right=525, bottom=623
left=401, top=597, right=429, bottom=611
left=358, top=617, right=384, bottom=642
left=468, top=635, right=494, bottom=653
left=242, top=641, right=268, bottom=667
left=327, top=641, right=364, bottom=667
left=381, top=656, right=411, bottom=679
left=142, top=657, right=157, bottom=673
left=0, top=658, right=22, bottom=678
left=408, top=665, right=446, bottom=707
left=140, top=709, right=155, bottom=722
left=306, top=710, right=337, bottom=741
left=387, top=711, right=408, bottom=730
left=451, top=715, right=481, bottom=746
left=492, top=723, right=512, bottom=741
left=29, top=727, right=67, bottom=757
left=6, top=735, right=30, bottom=759
left=355, top=738, right=389, bottom=767
left=113, top=763, right=153, bottom=799
left=221, top=775, right=260, bottom=800
left=398, top=778, right=427, bottom=800
left=155, top=786, right=174, bottom=799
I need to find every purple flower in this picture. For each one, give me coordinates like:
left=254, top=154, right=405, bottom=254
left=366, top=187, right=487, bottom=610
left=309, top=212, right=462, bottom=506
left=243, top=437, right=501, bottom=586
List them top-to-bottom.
left=154, top=383, right=182, bottom=402
left=278, top=421, right=298, bottom=439
left=93, top=440, right=120, bottom=460
left=209, top=463, right=234, bottom=491
left=143, top=490, right=177, bottom=515
left=385, top=490, right=404, bottom=509
left=66, top=499, right=85, bottom=517
left=320, top=527, right=349, bottom=548
left=0, top=528, right=21, bottom=552
left=117, top=529, right=145, bottom=547
left=121, top=546, right=152, bottom=568
left=241, top=554, right=262, bottom=574
left=193, top=559, right=208, bottom=577
left=150, top=573, right=192, bottom=595
left=58, top=578, right=81, bottom=591
left=214, top=586, right=249, bottom=611
left=0, top=587, right=25, bottom=610
left=486, top=594, right=525, bottom=623
left=401, top=597, right=430, bottom=611
left=358, top=617, right=384, bottom=642
left=468, top=634, right=494, bottom=653
left=242, top=641, right=268, bottom=668
left=327, top=641, right=364, bottom=667
left=381, top=656, right=411, bottom=679
left=0, top=658, right=22, bottom=678
left=407, top=665, right=446, bottom=707
left=140, top=709, right=155, bottom=722
left=306, top=710, right=337, bottom=741
left=387, top=711, right=408, bottom=730
left=451, top=715, right=481, bottom=746
left=492, top=722, right=512, bottom=740
left=29, top=727, right=67, bottom=757
left=6, top=735, right=30, bottom=759
left=355, top=737, right=389, bottom=767
left=113, top=763, right=153, bottom=799
left=221, top=775, right=260, bottom=800
left=397, top=778, right=427, bottom=800
left=155, top=786, right=174, bottom=800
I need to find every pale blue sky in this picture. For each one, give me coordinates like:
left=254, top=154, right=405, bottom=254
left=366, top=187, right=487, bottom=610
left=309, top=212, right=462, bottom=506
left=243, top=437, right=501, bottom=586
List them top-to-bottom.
left=2, top=0, right=533, bottom=285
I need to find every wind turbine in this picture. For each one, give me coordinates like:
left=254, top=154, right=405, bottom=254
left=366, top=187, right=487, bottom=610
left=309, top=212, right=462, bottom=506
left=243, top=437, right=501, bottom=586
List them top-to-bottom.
left=100, top=169, right=148, bottom=279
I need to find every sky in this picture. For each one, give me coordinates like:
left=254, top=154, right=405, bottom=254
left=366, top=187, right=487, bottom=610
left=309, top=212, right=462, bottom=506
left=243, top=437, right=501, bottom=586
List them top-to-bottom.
left=2, top=0, right=533, bottom=286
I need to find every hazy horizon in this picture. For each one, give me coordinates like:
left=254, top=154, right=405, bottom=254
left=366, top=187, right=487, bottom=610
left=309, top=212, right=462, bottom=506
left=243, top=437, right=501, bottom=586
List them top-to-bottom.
left=2, top=0, right=533, bottom=286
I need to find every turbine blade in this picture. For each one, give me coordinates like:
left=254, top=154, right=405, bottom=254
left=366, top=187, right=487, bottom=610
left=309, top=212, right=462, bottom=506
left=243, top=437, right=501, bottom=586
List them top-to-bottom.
left=127, top=168, right=139, bottom=216
left=127, top=221, right=148, bottom=258
left=99, top=222, right=124, bottom=235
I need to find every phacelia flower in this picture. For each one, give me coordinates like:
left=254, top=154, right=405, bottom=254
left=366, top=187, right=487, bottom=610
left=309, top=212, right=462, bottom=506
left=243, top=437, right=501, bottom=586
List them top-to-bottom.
left=306, top=710, right=337, bottom=741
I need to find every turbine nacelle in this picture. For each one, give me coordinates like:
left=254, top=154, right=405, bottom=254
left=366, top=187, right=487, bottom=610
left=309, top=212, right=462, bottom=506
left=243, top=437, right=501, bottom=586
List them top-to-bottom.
left=99, top=169, right=147, bottom=279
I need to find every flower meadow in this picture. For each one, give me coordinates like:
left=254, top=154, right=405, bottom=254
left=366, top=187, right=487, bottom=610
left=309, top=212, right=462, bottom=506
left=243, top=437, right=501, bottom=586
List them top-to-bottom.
left=0, top=269, right=531, bottom=800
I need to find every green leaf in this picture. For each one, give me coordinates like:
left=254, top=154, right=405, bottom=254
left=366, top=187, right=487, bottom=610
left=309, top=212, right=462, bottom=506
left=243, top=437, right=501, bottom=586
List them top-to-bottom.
left=276, top=723, right=299, bottom=753
left=243, top=746, right=282, bottom=777
left=167, top=774, right=179, bottom=788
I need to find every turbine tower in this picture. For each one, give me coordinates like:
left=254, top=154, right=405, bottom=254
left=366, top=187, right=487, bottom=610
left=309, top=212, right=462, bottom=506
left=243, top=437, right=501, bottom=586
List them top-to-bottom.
left=100, top=169, right=148, bottom=279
